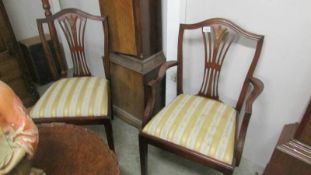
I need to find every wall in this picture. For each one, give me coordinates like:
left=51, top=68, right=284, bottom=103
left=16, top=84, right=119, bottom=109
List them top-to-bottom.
left=3, top=0, right=63, bottom=40
left=3, top=0, right=45, bottom=40
left=163, top=0, right=182, bottom=103
left=174, top=0, right=311, bottom=169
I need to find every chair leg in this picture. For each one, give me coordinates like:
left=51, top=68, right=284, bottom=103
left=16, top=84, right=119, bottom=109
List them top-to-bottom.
left=109, top=91, right=114, bottom=120
left=110, top=104, right=114, bottom=120
left=104, top=121, right=115, bottom=151
left=139, top=134, right=148, bottom=175
left=223, top=171, right=233, bottom=175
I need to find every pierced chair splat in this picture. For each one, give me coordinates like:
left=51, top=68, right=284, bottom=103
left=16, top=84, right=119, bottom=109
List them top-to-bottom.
left=139, top=18, right=264, bottom=175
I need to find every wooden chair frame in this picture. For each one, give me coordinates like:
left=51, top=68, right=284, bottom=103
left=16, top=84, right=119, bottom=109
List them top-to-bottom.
left=35, top=8, right=114, bottom=151
left=139, top=18, right=264, bottom=175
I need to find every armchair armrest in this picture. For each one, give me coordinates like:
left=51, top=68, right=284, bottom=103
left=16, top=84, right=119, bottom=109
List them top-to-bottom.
left=142, top=61, right=178, bottom=127
left=236, top=77, right=264, bottom=166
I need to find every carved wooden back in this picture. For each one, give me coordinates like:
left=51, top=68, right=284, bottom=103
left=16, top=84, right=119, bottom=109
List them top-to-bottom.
left=37, top=8, right=110, bottom=80
left=177, top=18, right=264, bottom=109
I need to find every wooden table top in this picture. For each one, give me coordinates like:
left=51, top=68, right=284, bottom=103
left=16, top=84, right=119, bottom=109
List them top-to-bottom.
left=32, top=123, right=119, bottom=175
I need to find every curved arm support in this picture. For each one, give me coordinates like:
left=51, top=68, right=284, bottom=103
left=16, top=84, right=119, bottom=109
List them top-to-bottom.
left=142, top=61, right=178, bottom=127
left=235, top=77, right=264, bottom=166
left=245, top=77, right=264, bottom=115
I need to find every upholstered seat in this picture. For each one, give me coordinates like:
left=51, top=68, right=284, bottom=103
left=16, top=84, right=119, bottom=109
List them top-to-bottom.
left=32, top=8, right=115, bottom=151
left=30, top=77, right=109, bottom=118
left=143, top=94, right=236, bottom=164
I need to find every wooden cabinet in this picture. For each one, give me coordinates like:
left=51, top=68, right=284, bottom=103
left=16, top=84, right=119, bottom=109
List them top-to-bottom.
left=0, top=0, right=37, bottom=107
left=99, top=0, right=165, bottom=127
left=19, top=35, right=59, bottom=85
left=264, top=100, right=311, bottom=175
left=295, top=100, right=311, bottom=145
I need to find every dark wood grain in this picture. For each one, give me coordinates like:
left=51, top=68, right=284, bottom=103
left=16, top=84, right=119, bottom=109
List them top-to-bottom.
left=40, top=0, right=67, bottom=78
left=134, top=0, right=162, bottom=59
left=140, top=18, right=265, bottom=175
left=110, top=52, right=165, bottom=128
left=264, top=100, right=311, bottom=175
left=295, top=100, right=311, bottom=145
left=264, top=124, right=311, bottom=175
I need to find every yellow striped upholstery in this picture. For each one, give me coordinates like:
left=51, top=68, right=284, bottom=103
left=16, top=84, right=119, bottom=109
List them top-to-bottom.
left=30, top=77, right=109, bottom=118
left=143, top=94, right=236, bottom=164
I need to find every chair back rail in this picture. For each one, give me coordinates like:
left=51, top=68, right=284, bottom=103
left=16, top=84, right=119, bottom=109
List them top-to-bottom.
left=37, top=8, right=110, bottom=80
left=176, top=18, right=264, bottom=111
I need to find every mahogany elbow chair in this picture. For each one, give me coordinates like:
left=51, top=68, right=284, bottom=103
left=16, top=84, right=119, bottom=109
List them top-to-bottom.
left=30, top=8, right=114, bottom=150
left=139, top=18, right=264, bottom=175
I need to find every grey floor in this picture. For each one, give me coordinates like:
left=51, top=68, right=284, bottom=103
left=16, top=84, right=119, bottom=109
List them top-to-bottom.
left=87, top=117, right=261, bottom=175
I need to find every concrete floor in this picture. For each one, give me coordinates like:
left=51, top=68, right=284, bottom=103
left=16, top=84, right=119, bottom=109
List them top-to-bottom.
left=87, top=117, right=262, bottom=175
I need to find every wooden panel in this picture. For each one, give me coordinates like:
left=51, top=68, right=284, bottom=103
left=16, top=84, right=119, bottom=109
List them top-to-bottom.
left=0, top=0, right=19, bottom=54
left=100, top=0, right=137, bottom=55
left=137, top=0, right=162, bottom=59
left=0, top=35, right=6, bottom=52
left=19, top=35, right=59, bottom=85
left=110, top=53, right=166, bottom=128
left=0, top=54, right=21, bottom=82
left=110, top=62, right=144, bottom=123
left=295, top=101, right=311, bottom=145
left=264, top=124, right=311, bottom=175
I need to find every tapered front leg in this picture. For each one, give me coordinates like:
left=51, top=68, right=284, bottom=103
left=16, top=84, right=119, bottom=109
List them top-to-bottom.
left=139, top=134, right=148, bottom=175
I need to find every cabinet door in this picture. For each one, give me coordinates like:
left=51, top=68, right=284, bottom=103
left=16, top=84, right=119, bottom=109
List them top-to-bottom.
left=100, top=0, right=137, bottom=56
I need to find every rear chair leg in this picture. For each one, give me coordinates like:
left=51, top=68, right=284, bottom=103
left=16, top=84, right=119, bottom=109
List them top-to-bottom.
left=104, top=121, right=115, bottom=151
left=224, top=171, right=233, bottom=175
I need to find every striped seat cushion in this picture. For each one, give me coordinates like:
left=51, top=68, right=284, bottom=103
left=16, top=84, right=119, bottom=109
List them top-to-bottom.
left=30, top=77, right=109, bottom=118
left=142, top=94, right=236, bottom=164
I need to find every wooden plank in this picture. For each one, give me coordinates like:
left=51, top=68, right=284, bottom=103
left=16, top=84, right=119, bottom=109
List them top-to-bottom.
left=100, top=0, right=137, bottom=55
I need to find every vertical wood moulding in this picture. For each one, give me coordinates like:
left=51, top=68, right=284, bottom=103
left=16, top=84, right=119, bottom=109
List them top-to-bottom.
left=132, top=0, right=142, bottom=58
left=134, top=0, right=163, bottom=59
